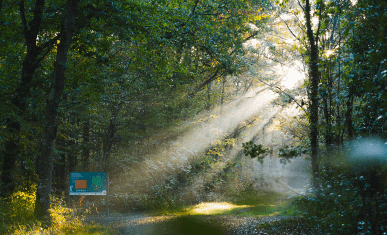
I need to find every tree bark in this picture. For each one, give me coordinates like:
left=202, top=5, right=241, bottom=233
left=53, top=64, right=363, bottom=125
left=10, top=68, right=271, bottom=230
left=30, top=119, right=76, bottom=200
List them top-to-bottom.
left=1, top=0, right=46, bottom=198
left=34, top=0, right=78, bottom=220
left=304, top=0, right=320, bottom=191
left=322, top=63, right=333, bottom=150
left=220, top=78, right=226, bottom=114
left=206, top=82, right=212, bottom=110
left=345, top=84, right=355, bottom=141
left=323, top=94, right=332, bottom=146
left=101, top=106, right=119, bottom=171
left=68, top=112, right=77, bottom=173
left=82, top=119, right=90, bottom=171
left=53, top=137, right=66, bottom=194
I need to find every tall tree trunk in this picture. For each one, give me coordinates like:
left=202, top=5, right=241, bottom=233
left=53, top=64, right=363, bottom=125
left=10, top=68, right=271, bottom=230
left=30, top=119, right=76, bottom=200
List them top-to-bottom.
left=1, top=0, right=46, bottom=198
left=34, top=0, right=78, bottom=220
left=304, top=0, right=320, bottom=191
left=323, top=63, right=333, bottom=150
left=220, top=78, right=226, bottom=115
left=206, top=82, right=212, bottom=110
left=345, top=84, right=355, bottom=141
left=323, top=95, right=332, bottom=146
left=101, top=106, right=118, bottom=171
left=68, top=112, right=77, bottom=173
left=82, top=119, right=90, bottom=171
left=53, top=137, right=66, bottom=195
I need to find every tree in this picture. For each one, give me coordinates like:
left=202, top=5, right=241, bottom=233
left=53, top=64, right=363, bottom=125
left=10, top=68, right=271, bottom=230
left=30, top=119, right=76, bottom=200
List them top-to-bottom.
left=0, top=0, right=60, bottom=198
left=1, top=0, right=266, bottom=221
left=34, top=0, right=79, bottom=220
left=287, top=0, right=387, bottom=233
left=303, top=0, right=322, bottom=190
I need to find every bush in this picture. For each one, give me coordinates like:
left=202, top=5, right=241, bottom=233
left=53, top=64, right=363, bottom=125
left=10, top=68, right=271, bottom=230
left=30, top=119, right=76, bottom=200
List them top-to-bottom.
left=294, top=154, right=387, bottom=234
left=0, top=190, right=116, bottom=234
left=6, top=191, right=36, bottom=224
left=0, top=198, right=8, bottom=234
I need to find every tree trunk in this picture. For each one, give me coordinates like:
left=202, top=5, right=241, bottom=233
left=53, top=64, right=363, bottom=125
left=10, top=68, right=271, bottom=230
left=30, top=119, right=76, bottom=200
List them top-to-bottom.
left=1, top=0, right=46, bottom=198
left=34, top=0, right=78, bottom=220
left=304, top=0, right=320, bottom=191
left=323, top=63, right=333, bottom=150
left=220, top=78, right=226, bottom=114
left=206, top=82, right=212, bottom=110
left=345, top=84, right=355, bottom=141
left=323, top=95, right=332, bottom=147
left=101, top=106, right=118, bottom=171
left=68, top=113, right=77, bottom=173
left=82, top=119, right=90, bottom=171
left=1, top=135, right=18, bottom=198
left=53, top=137, right=66, bottom=195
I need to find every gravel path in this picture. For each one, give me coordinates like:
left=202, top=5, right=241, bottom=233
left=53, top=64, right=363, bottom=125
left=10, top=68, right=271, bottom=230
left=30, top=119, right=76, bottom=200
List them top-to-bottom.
left=85, top=213, right=291, bottom=235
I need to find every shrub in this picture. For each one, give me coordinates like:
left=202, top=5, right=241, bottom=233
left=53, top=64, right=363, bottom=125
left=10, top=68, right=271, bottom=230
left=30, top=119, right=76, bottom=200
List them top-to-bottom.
left=294, top=154, right=387, bottom=234
left=0, top=190, right=116, bottom=234
left=5, top=190, right=36, bottom=224
left=0, top=198, right=8, bottom=234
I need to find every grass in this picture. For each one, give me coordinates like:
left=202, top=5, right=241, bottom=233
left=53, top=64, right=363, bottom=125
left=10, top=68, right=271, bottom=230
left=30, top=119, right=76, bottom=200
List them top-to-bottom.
left=0, top=189, right=298, bottom=235
left=93, top=189, right=301, bottom=234
left=136, top=190, right=301, bottom=235
left=154, top=190, right=299, bottom=218
left=229, top=190, right=296, bottom=217
left=0, top=191, right=118, bottom=235
left=3, top=211, right=118, bottom=235
left=6, top=222, right=117, bottom=235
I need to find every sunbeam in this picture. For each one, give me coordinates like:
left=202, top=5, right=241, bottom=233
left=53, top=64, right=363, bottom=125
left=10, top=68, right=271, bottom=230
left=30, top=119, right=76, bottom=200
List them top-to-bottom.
left=116, top=81, right=310, bottom=206
left=122, top=87, right=281, bottom=194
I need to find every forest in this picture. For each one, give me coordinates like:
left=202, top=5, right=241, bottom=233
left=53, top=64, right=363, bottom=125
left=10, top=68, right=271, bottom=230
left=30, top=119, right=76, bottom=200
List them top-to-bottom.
left=1, top=0, right=387, bottom=234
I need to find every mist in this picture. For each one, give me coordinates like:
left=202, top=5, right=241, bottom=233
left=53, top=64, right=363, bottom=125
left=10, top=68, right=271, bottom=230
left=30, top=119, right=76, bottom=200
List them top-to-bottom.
left=113, top=82, right=310, bottom=207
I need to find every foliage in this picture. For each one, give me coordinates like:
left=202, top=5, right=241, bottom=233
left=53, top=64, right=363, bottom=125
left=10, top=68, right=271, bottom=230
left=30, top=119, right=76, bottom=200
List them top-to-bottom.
left=0, top=0, right=271, bottom=218
left=1, top=0, right=385, bottom=229
left=271, top=0, right=387, bottom=193
left=264, top=1, right=387, bottom=230
left=242, top=140, right=270, bottom=163
left=278, top=145, right=306, bottom=164
left=293, top=150, right=387, bottom=234
left=0, top=191, right=116, bottom=234
left=4, top=191, right=36, bottom=225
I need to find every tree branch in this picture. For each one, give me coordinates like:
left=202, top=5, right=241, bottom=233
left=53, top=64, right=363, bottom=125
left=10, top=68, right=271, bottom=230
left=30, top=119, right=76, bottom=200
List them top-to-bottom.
left=19, top=0, right=28, bottom=39
left=189, top=68, right=223, bottom=97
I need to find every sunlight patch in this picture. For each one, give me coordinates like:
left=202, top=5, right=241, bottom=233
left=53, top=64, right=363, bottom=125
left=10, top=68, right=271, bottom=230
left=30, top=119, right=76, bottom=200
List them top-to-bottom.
left=280, top=63, right=305, bottom=89
left=188, top=202, right=251, bottom=215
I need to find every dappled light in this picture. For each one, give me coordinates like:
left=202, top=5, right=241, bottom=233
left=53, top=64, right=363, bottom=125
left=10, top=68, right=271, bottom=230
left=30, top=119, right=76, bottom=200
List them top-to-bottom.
left=324, top=49, right=335, bottom=58
left=189, top=202, right=251, bottom=215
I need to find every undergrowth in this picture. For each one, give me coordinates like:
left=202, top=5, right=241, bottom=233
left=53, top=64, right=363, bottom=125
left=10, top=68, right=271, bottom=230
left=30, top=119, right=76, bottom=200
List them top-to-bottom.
left=289, top=152, right=387, bottom=235
left=0, top=189, right=116, bottom=235
left=258, top=217, right=318, bottom=235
